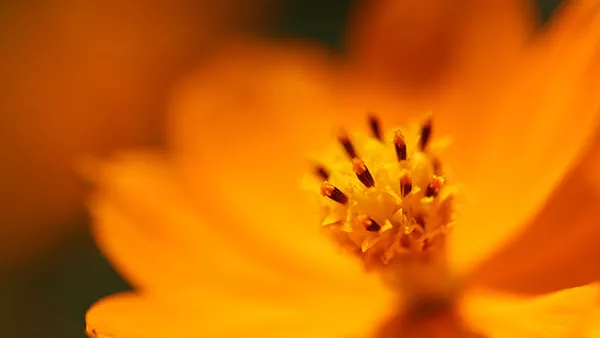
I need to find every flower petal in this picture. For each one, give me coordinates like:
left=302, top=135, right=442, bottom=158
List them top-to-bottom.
left=0, top=0, right=268, bottom=265
left=347, top=0, right=534, bottom=96
left=448, top=0, right=600, bottom=276
left=169, top=39, right=344, bottom=168
left=167, top=40, right=341, bottom=220
left=167, top=41, right=393, bottom=284
left=466, top=128, right=600, bottom=294
left=89, top=151, right=393, bottom=305
left=89, top=152, right=289, bottom=295
left=461, top=284, right=600, bottom=337
left=86, top=292, right=394, bottom=338
left=585, top=310, right=600, bottom=337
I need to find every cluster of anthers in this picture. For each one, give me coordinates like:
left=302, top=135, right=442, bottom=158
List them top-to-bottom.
left=310, top=114, right=457, bottom=266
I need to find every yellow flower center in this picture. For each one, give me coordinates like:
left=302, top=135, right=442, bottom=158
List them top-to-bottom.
left=311, top=114, right=457, bottom=269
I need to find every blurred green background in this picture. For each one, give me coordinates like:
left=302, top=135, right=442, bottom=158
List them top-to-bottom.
left=0, top=1, right=564, bottom=337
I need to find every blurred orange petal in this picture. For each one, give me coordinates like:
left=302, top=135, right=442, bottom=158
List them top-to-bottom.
left=0, top=0, right=266, bottom=265
left=347, top=0, right=534, bottom=96
left=447, top=0, right=600, bottom=276
left=168, top=40, right=342, bottom=167
left=167, top=41, right=382, bottom=276
left=461, top=130, right=600, bottom=294
left=89, top=151, right=393, bottom=303
left=89, top=152, right=284, bottom=295
left=462, top=284, right=600, bottom=337
left=86, top=292, right=393, bottom=338
left=586, top=310, right=600, bottom=337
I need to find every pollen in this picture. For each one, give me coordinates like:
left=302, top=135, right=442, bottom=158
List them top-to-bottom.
left=306, top=114, right=456, bottom=267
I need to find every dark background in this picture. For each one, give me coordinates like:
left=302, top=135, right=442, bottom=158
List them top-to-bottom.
left=0, top=1, right=564, bottom=337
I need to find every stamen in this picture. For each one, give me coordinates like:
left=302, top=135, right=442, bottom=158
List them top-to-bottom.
left=311, top=113, right=456, bottom=265
left=368, top=114, right=382, bottom=141
left=419, top=117, right=433, bottom=151
left=338, top=129, right=358, bottom=159
left=393, top=131, right=407, bottom=161
left=352, top=158, right=375, bottom=188
left=314, top=165, right=330, bottom=180
left=400, top=175, right=412, bottom=197
left=425, top=176, right=444, bottom=198
left=320, top=181, right=349, bottom=204
left=357, top=215, right=381, bottom=232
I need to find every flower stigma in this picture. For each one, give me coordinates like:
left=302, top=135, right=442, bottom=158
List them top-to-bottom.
left=307, top=114, right=457, bottom=270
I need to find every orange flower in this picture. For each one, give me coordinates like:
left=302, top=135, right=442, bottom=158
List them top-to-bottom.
left=86, top=1, right=600, bottom=337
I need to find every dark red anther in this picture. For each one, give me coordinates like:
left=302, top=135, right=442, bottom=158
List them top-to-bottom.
left=368, top=114, right=382, bottom=141
left=419, top=117, right=432, bottom=151
left=338, top=129, right=358, bottom=159
left=393, top=131, right=407, bottom=161
left=353, top=158, right=375, bottom=188
left=314, top=165, right=330, bottom=180
left=400, top=175, right=412, bottom=197
left=425, top=176, right=443, bottom=198
left=320, top=182, right=349, bottom=204
left=357, top=215, right=381, bottom=232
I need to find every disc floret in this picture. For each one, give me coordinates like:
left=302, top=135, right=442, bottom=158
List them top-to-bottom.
left=310, top=115, right=456, bottom=266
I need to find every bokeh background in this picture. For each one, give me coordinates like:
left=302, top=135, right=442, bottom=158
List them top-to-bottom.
left=0, top=1, right=564, bottom=337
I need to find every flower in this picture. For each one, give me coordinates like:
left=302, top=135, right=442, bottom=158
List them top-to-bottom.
left=86, top=1, right=600, bottom=337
